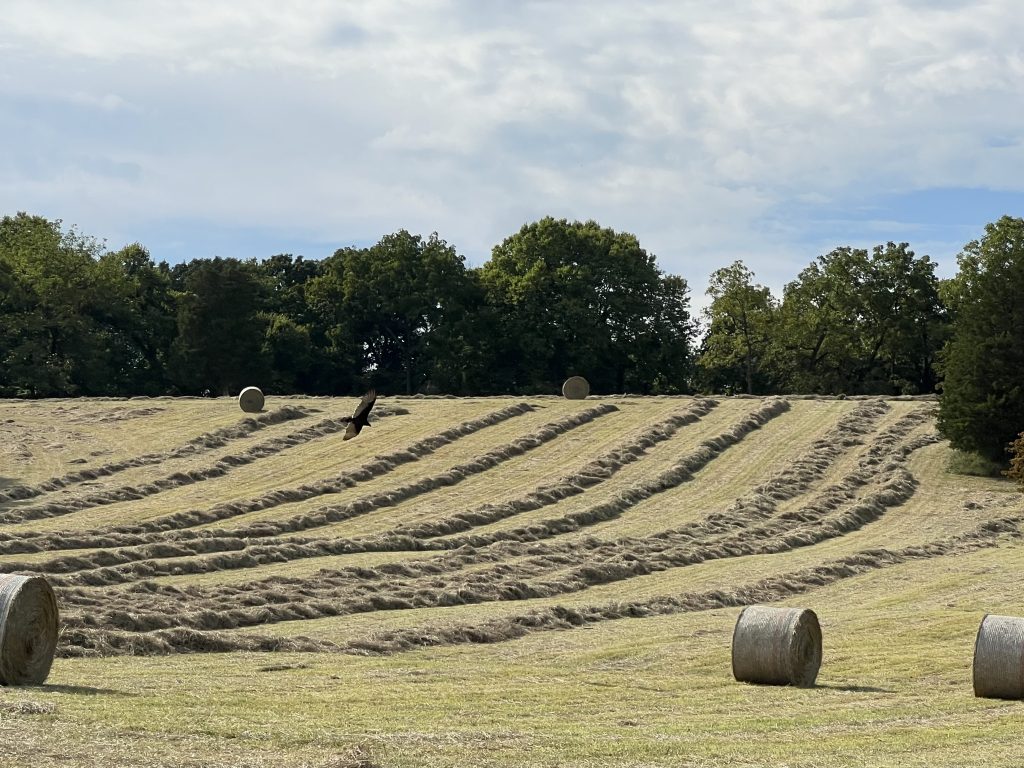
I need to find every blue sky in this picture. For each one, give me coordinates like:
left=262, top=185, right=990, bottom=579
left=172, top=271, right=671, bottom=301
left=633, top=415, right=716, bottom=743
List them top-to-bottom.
left=2, top=0, right=1023, bottom=301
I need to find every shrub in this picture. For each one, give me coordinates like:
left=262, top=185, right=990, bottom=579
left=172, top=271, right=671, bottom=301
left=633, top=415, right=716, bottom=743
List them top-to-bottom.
left=1007, top=432, right=1024, bottom=489
left=947, top=449, right=1005, bottom=478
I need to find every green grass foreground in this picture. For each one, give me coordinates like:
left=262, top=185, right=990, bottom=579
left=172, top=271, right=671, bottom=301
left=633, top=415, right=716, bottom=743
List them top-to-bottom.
left=1, top=395, right=1022, bottom=767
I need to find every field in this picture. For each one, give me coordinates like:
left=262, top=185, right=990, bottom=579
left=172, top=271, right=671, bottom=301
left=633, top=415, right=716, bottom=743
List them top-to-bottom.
left=0, top=393, right=1022, bottom=768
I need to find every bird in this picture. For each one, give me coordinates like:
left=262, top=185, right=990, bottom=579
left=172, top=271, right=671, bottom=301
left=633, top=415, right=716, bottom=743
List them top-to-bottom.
left=343, top=389, right=377, bottom=440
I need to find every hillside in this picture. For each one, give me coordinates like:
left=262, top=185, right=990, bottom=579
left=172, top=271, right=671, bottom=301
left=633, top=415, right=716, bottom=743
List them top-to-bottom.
left=1, top=394, right=1022, bottom=768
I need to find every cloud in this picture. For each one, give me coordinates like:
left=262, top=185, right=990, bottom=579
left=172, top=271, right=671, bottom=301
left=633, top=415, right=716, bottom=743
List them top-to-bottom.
left=1, top=0, right=1023, bottom=299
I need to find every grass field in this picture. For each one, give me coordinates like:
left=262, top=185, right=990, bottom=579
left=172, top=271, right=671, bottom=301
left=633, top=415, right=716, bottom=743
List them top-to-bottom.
left=1, top=393, right=1022, bottom=767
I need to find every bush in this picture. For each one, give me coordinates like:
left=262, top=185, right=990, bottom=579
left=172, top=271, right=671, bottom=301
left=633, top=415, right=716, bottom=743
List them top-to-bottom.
left=1007, top=432, right=1024, bottom=489
left=946, top=449, right=1005, bottom=478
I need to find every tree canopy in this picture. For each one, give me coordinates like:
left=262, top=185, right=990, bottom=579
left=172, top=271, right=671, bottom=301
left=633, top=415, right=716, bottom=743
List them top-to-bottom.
left=2, top=206, right=1020, bottom=442
left=937, top=216, right=1024, bottom=461
left=481, top=217, right=695, bottom=393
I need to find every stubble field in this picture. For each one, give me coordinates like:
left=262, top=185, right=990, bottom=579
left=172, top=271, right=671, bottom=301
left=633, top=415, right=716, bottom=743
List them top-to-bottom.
left=0, top=393, right=1022, bottom=767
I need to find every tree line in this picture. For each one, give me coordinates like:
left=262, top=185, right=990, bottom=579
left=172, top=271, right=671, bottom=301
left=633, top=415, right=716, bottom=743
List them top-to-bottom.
left=2, top=211, right=1022, bottom=465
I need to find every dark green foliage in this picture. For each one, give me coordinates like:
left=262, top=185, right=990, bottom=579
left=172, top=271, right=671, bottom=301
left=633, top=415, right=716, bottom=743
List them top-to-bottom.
left=0, top=209, right=1008, bottom=403
left=938, top=216, right=1024, bottom=462
left=481, top=217, right=695, bottom=394
left=308, top=231, right=479, bottom=395
left=776, top=243, right=946, bottom=395
left=169, top=257, right=271, bottom=395
left=698, top=261, right=779, bottom=394
left=946, top=449, right=1006, bottom=478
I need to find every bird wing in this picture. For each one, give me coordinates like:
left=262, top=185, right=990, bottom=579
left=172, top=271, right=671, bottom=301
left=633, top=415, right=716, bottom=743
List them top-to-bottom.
left=352, top=389, right=377, bottom=423
left=343, top=420, right=360, bottom=440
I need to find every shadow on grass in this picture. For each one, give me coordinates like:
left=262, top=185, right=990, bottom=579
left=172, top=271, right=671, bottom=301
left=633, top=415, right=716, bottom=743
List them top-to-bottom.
left=815, top=683, right=896, bottom=694
left=42, top=684, right=137, bottom=697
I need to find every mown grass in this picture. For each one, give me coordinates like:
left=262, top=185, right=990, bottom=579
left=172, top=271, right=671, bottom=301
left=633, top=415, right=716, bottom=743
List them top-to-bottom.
left=1, top=395, right=1023, bottom=767
left=6, top=546, right=1024, bottom=768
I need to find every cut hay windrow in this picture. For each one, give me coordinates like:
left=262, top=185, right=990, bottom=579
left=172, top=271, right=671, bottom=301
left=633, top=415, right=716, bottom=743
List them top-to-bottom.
left=433, top=398, right=794, bottom=548
left=5, top=399, right=717, bottom=563
left=22, top=399, right=897, bottom=588
left=40, top=401, right=933, bottom=633
left=0, top=403, right=534, bottom=552
left=0, top=405, right=316, bottom=507
left=0, top=405, right=410, bottom=526
left=16, top=405, right=616, bottom=583
left=46, top=411, right=937, bottom=633
left=53, top=515, right=1024, bottom=657
left=0, top=574, right=59, bottom=684
left=731, top=605, right=822, bottom=687
left=972, top=614, right=1024, bottom=699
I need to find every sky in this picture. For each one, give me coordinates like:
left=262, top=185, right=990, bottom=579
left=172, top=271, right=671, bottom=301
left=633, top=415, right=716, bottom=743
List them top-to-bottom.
left=2, top=0, right=1024, bottom=301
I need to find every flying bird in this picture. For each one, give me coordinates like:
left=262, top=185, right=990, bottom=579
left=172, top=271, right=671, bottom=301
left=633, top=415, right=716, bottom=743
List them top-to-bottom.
left=343, top=389, right=377, bottom=440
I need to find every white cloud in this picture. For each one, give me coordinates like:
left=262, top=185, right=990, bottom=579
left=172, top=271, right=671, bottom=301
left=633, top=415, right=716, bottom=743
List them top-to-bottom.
left=1, top=0, right=1023, bottom=293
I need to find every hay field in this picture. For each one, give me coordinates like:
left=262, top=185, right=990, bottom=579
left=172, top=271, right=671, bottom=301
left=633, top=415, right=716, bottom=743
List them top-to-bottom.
left=1, top=393, right=1022, bottom=768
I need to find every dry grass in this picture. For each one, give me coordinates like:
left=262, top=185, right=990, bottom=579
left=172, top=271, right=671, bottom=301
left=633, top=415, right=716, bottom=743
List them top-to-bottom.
left=1, top=394, right=1022, bottom=767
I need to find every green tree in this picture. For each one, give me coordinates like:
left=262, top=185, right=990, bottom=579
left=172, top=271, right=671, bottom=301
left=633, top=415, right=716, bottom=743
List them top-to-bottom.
left=0, top=213, right=109, bottom=395
left=938, top=216, right=1024, bottom=461
left=481, top=217, right=694, bottom=393
left=309, top=231, right=476, bottom=394
left=91, top=243, right=176, bottom=394
left=777, top=244, right=946, bottom=394
left=170, top=257, right=271, bottom=395
left=698, top=261, right=779, bottom=394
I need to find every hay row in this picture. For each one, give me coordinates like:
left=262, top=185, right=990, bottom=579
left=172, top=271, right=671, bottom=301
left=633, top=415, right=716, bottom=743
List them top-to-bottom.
left=46, top=397, right=929, bottom=630
left=16, top=398, right=787, bottom=588
left=357, top=398, right=720, bottom=542
left=430, top=398, right=795, bottom=549
left=24, top=399, right=742, bottom=582
left=0, top=402, right=536, bottom=554
left=158, top=403, right=621, bottom=542
left=0, top=405, right=317, bottom=506
left=0, top=405, right=410, bottom=525
left=15, top=405, right=617, bottom=583
left=649, top=406, right=931, bottom=543
left=47, top=409, right=933, bottom=633
left=54, top=514, right=1022, bottom=657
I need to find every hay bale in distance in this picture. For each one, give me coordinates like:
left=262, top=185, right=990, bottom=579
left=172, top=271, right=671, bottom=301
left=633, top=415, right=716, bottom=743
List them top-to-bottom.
left=562, top=376, right=590, bottom=400
left=238, top=386, right=265, bottom=413
left=0, top=575, right=59, bottom=686
left=732, top=605, right=822, bottom=687
left=973, top=614, right=1024, bottom=699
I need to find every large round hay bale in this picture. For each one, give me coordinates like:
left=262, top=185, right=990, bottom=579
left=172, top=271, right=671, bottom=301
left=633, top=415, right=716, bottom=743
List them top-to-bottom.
left=562, top=376, right=590, bottom=400
left=238, top=386, right=265, bottom=413
left=0, top=575, right=59, bottom=686
left=732, top=605, right=822, bottom=687
left=973, top=614, right=1024, bottom=699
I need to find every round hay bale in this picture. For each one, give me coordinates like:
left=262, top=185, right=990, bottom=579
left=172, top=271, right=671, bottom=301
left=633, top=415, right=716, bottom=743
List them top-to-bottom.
left=562, top=376, right=590, bottom=400
left=238, top=386, right=265, bottom=413
left=0, top=575, right=59, bottom=686
left=731, top=605, right=822, bottom=687
left=973, top=614, right=1024, bottom=699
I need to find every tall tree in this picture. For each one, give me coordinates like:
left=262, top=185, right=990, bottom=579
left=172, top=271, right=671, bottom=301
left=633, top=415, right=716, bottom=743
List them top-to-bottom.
left=0, top=213, right=108, bottom=395
left=938, top=216, right=1024, bottom=461
left=481, top=217, right=694, bottom=393
left=310, top=231, right=476, bottom=394
left=92, top=243, right=176, bottom=394
left=777, top=244, right=945, bottom=394
left=170, top=257, right=271, bottom=395
left=698, top=261, right=779, bottom=394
